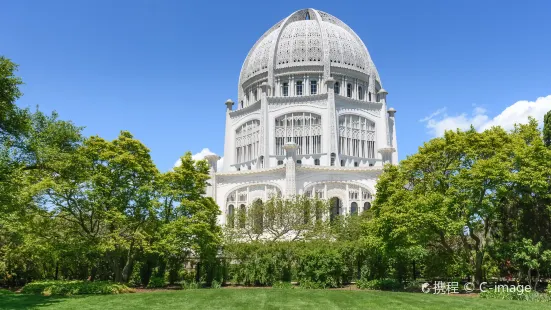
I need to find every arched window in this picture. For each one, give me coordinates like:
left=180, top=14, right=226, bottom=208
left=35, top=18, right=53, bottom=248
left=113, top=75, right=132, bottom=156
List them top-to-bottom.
left=310, top=80, right=317, bottom=95
left=296, top=81, right=303, bottom=96
left=282, top=82, right=289, bottom=96
left=334, top=82, right=340, bottom=94
left=347, top=83, right=352, bottom=98
left=358, top=87, right=363, bottom=100
left=275, top=113, right=322, bottom=156
left=339, top=115, right=376, bottom=158
left=235, top=120, right=260, bottom=164
left=330, top=153, right=336, bottom=166
left=314, top=158, right=320, bottom=165
left=351, top=202, right=358, bottom=215
left=363, top=202, right=371, bottom=212
left=227, top=204, right=235, bottom=228
left=239, top=204, right=246, bottom=228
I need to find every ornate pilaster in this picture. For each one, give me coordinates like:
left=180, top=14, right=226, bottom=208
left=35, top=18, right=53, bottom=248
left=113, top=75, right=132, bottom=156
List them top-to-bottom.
left=325, top=77, right=338, bottom=165
left=260, top=82, right=270, bottom=165
left=222, top=99, right=234, bottom=171
left=387, top=107, right=398, bottom=165
left=283, top=142, right=298, bottom=197
left=204, top=154, right=220, bottom=199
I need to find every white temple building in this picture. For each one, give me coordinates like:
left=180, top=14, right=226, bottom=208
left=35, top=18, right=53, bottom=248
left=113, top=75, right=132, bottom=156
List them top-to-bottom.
left=202, top=8, right=398, bottom=225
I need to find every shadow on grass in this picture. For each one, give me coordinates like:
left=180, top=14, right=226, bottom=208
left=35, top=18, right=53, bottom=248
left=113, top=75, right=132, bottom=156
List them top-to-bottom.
left=0, top=289, right=68, bottom=309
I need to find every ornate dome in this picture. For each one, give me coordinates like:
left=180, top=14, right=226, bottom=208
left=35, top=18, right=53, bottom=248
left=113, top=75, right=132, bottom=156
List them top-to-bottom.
left=238, top=8, right=380, bottom=102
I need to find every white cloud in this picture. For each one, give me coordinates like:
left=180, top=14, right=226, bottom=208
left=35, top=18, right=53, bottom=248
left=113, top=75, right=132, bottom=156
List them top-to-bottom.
left=421, top=95, right=551, bottom=137
left=419, top=107, right=447, bottom=122
left=174, top=148, right=223, bottom=171
left=191, top=148, right=216, bottom=160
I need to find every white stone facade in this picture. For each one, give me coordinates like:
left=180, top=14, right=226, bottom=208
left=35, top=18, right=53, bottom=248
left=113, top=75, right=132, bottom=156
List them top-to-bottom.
left=204, top=9, right=398, bottom=225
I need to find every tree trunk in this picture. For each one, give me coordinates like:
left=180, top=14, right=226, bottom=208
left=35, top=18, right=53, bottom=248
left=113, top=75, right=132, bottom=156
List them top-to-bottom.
left=121, top=240, right=136, bottom=283
left=474, top=251, right=484, bottom=286
left=54, top=262, right=59, bottom=280
left=90, top=266, right=97, bottom=282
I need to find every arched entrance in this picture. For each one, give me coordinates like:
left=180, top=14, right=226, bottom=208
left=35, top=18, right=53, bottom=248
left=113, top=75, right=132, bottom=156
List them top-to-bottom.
left=329, top=197, right=342, bottom=222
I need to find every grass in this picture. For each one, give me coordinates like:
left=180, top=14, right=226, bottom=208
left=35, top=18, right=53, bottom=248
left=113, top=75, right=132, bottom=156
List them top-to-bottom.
left=2, top=288, right=551, bottom=310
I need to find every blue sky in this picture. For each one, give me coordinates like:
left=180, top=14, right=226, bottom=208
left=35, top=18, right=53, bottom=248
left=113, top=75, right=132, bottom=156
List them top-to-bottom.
left=2, top=0, right=550, bottom=171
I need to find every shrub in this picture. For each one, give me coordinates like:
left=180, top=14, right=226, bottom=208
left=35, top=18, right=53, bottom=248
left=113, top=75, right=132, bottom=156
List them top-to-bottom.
left=227, top=242, right=294, bottom=286
left=296, top=246, right=344, bottom=288
left=146, top=276, right=165, bottom=288
left=357, top=278, right=402, bottom=291
left=21, top=280, right=133, bottom=296
left=181, top=280, right=201, bottom=290
left=211, top=280, right=221, bottom=289
left=403, top=280, right=423, bottom=292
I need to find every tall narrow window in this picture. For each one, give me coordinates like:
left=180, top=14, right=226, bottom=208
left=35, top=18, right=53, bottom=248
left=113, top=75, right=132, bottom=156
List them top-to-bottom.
left=310, top=80, right=317, bottom=95
left=296, top=81, right=303, bottom=96
left=282, top=82, right=289, bottom=96
left=334, top=82, right=340, bottom=94
left=347, top=83, right=352, bottom=98
left=358, top=87, right=363, bottom=100
left=253, top=89, right=257, bottom=101
left=368, top=92, right=371, bottom=101
left=377, top=94, right=380, bottom=102
left=240, top=101, right=243, bottom=109
left=275, top=113, right=322, bottom=156
left=339, top=115, right=376, bottom=159
left=235, top=120, right=260, bottom=164
left=330, top=153, right=336, bottom=166
left=341, top=160, right=345, bottom=167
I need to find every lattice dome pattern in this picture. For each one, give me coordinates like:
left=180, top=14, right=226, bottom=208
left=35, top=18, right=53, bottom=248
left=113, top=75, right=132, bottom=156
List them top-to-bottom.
left=238, top=8, right=379, bottom=103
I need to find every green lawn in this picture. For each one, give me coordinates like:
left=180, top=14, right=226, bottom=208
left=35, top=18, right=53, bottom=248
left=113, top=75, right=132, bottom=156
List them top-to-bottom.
left=2, top=288, right=551, bottom=310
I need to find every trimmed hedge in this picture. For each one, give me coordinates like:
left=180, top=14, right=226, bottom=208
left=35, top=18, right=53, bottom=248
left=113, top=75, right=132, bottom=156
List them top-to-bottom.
left=21, top=280, right=134, bottom=296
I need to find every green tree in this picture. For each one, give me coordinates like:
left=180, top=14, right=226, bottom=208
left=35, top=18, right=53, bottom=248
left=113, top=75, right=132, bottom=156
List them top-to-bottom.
left=0, top=56, right=29, bottom=138
left=544, top=109, right=551, bottom=148
left=371, top=126, right=518, bottom=285
left=155, top=153, right=221, bottom=285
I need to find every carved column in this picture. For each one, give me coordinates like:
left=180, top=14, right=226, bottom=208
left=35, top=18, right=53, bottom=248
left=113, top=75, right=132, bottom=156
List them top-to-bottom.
left=325, top=77, right=338, bottom=165
left=260, top=82, right=270, bottom=165
left=222, top=99, right=234, bottom=171
left=388, top=107, right=398, bottom=165
left=283, top=142, right=298, bottom=197
left=204, top=154, right=220, bottom=200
